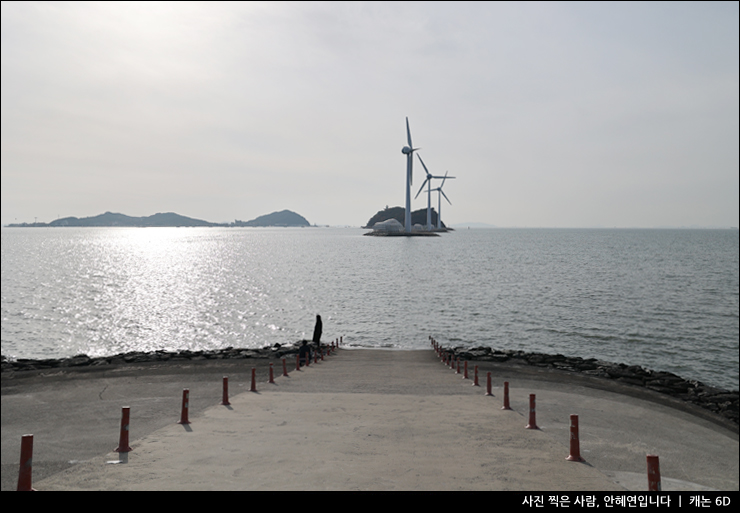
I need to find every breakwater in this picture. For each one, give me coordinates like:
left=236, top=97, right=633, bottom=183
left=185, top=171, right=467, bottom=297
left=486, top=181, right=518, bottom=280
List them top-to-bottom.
left=0, top=342, right=315, bottom=372
left=2, top=343, right=737, bottom=428
left=438, top=345, right=738, bottom=428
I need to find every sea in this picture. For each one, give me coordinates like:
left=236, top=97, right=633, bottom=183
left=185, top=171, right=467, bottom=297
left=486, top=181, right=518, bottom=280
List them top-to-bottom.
left=1, top=227, right=738, bottom=391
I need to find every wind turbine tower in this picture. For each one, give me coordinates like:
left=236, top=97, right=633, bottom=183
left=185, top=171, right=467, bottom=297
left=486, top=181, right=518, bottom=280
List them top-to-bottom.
left=401, top=117, right=419, bottom=232
left=415, top=154, right=454, bottom=230
left=432, top=171, right=454, bottom=229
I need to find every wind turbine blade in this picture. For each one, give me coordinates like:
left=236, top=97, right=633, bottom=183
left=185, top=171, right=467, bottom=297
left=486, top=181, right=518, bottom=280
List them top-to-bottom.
left=406, top=117, right=412, bottom=148
left=417, top=153, right=430, bottom=177
left=415, top=179, right=428, bottom=199
left=441, top=189, right=452, bottom=205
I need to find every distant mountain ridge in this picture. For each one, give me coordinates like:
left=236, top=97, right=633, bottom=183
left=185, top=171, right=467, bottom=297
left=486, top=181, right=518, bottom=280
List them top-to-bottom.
left=6, top=210, right=311, bottom=228
left=46, top=212, right=218, bottom=227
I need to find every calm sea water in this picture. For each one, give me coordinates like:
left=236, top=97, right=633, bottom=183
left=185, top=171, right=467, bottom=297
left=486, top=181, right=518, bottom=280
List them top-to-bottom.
left=1, top=227, right=738, bottom=390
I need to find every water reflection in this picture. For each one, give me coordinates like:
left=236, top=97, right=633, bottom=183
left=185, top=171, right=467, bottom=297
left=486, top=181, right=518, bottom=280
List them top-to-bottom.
left=1, top=227, right=737, bottom=390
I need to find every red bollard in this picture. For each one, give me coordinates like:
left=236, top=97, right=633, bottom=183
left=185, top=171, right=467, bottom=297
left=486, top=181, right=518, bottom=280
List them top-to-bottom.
left=282, top=357, right=288, bottom=377
left=456, top=358, right=461, bottom=374
left=463, top=360, right=469, bottom=379
left=269, top=363, right=275, bottom=383
left=472, top=365, right=479, bottom=386
left=250, top=368, right=257, bottom=392
left=486, top=372, right=493, bottom=396
left=221, top=377, right=231, bottom=406
left=502, top=381, right=512, bottom=410
left=178, top=389, right=190, bottom=425
left=525, top=394, right=538, bottom=429
left=115, top=406, right=133, bottom=452
left=566, top=414, right=583, bottom=461
left=16, top=434, right=35, bottom=491
left=647, top=455, right=661, bottom=491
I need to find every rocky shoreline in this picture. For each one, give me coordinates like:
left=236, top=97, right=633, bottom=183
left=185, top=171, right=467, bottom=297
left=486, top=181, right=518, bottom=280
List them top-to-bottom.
left=0, top=341, right=317, bottom=373
left=2, top=343, right=738, bottom=427
left=440, top=345, right=738, bottom=427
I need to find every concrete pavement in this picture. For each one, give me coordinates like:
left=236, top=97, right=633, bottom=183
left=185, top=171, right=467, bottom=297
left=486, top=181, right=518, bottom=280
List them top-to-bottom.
left=3, top=348, right=738, bottom=491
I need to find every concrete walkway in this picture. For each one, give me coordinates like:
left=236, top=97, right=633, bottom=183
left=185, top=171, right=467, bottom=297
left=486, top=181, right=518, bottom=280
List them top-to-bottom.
left=6, top=349, right=739, bottom=491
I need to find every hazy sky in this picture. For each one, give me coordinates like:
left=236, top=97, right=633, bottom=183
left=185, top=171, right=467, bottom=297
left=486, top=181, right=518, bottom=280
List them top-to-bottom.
left=2, top=2, right=738, bottom=228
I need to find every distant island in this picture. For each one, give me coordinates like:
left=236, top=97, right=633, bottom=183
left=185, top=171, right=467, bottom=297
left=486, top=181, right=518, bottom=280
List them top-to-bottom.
left=364, top=206, right=446, bottom=229
left=6, top=210, right=311, bottom=228
left=232, top=210, right=310, bottom=227
left=7, top=211, right=220, bottom=227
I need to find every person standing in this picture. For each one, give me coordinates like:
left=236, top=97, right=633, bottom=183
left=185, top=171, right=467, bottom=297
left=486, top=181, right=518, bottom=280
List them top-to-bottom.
left=312, top=314, right=322, bottom=353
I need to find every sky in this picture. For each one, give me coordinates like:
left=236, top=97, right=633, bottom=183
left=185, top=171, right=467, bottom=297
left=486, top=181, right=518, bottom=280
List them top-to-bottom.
left=1, top=2, right=738, bottom=228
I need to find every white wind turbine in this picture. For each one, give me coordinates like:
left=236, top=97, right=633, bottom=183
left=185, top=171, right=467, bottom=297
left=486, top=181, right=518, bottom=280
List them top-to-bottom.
left=401, top=117, right=420, bottom=232
left=415, top=154, right=455, bottom=230
left=431, top=171, right=454, bottom=229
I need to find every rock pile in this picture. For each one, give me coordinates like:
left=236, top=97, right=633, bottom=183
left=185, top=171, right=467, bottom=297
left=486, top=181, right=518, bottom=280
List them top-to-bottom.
left=1, top=341, right=313, bottom=373
left=441, top=346, right=739, bottom=427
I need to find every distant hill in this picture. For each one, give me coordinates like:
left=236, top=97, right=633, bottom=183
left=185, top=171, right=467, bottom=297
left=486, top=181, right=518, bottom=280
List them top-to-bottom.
left=364, top=206, right=446, bottom=229
left=6, top=210, right=314, bottom=228
left=235, top=210, right=310, bottom=227
left=21, top=212, right=219, bottom=227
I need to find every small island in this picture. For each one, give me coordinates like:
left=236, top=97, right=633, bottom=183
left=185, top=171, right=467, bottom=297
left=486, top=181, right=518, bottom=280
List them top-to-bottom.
left=364, top=206, right=447, bottom=229
left=233, top=210, right=310, bottom=227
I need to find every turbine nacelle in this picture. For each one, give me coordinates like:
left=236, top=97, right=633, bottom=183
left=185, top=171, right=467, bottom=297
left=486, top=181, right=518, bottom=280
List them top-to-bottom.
left=414, top=154, right=454, bottom=199
left=432, top=186, right=452, bottom=205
